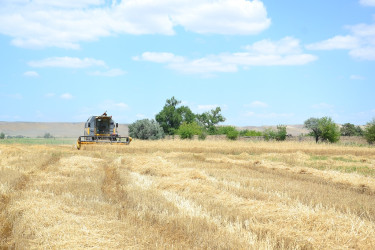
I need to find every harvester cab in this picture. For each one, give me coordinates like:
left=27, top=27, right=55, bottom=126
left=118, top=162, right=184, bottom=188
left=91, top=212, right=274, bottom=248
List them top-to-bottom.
left=76, top=112, right=132, bottom=150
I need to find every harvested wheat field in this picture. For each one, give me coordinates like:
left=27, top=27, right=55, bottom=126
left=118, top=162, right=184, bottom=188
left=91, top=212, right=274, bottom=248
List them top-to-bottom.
left=1, top=140, right=375, bottom=249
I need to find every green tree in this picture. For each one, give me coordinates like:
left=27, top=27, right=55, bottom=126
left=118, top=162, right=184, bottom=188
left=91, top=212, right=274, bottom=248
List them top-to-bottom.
left=155, top=97, right=195, bottom=135
left=178, top=106, right=196, bottom=124
left=197, top=107, right=226, bottom=134
left=304, top=117, right=340, bottom=143
left=319, top=117, right=340, bottom=143
left=304, top=118, right=321, bottom=143
left=363, top=118, right=375, bottom=144
left=128, top=119, right=164, bottom=140
left=177, top=122, right=203, bottom=139
left=340, top=123, right=357, bottom=136
left=275, top=125, right=287, bottom=141
left=355, top=126, right=364, bottom=136
left=0, top=132, right=5, bottom=139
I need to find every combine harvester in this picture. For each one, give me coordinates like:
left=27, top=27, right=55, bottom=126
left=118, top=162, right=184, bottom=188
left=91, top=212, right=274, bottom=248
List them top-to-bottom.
left=76, top=112, right=132, bottom=150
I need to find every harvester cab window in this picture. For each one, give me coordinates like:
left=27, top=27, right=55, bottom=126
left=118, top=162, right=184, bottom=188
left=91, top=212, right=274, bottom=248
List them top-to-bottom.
left=96, top=118, right=110, bottom=134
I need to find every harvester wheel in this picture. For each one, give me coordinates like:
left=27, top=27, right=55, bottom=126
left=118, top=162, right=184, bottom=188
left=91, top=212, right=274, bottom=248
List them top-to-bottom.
left=76, top=139, right=81, bottom=150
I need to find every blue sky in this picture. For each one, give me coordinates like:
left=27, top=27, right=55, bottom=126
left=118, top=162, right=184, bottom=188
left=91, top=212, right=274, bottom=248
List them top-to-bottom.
left=0, top=0, right=374, bottom=126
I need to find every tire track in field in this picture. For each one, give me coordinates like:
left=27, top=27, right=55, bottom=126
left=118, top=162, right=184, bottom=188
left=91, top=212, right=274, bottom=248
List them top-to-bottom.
left=0, top=151, right=62, bottom=249
left=101, top=164, right=194, bottom=248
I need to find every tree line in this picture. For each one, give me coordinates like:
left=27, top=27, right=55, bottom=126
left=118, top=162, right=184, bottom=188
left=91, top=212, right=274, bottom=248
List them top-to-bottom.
left=128, top=96, right=375, bottom=144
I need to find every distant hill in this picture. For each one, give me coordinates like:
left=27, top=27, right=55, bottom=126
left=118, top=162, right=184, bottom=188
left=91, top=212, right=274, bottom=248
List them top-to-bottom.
left=0, top=122, right=309, bottom=138
left=0, top=122, right=129, bottom=138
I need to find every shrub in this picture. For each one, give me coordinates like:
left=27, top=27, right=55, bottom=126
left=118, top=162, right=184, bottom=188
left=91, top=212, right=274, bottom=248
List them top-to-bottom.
left=364, top=118, right=375, bottom=144
left=129, top=119, right=164, bottom=140
left=177, top=122, right=203, bottom=139
left=275, top=125, right=287, bottom=141
left=216, top=126, right=239, bottom=140
left=217, top=126, right=236, bottom=135
left=263, top=128, right=277, bottom=141
left=226, top=129, right=239, bottom=140
left=239, top=129, right=262, bottom=136
left=198, top=131, right=207, bottom=140
left=0, top=132, right=4, bottom=139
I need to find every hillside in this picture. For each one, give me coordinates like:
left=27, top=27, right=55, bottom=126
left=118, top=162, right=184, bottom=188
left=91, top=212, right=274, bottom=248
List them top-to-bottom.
left=0, top=122, right=129, bottom=138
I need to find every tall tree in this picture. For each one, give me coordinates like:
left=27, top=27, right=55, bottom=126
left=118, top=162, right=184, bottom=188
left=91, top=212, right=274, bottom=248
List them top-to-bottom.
left=155, top=97, right=196, bottom=135
left=197, top=107, right=226, bottom=134
left=304, top=117, right=340, bottom=143
left=304, top=118, right=321, bottom=143
left=340, top=123, right=357, bottom=136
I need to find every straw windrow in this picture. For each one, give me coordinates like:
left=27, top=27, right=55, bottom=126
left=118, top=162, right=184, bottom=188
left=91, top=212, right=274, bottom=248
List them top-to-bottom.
left=1, top=141, right=375, bottom=249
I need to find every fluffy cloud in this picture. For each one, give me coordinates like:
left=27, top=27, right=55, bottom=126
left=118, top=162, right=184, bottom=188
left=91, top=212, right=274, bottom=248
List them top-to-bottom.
left=0, top=0, right=270, bottom=49
left=360, top=0, right=375, bottom=6
left=306, top=22, right=375, bottom=60
left=305, top=35, right=359, bottom=50
left=135, top=37, right=317, bottom=74
left=28, top=57, right=106, bottom=68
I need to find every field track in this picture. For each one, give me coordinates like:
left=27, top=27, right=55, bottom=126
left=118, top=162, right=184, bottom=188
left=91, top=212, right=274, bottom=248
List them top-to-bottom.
left=1, top=140, right=375, bottom=249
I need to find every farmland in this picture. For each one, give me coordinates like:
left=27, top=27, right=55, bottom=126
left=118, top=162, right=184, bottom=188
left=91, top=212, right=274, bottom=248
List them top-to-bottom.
left=1, top=140, right=375, bottom=249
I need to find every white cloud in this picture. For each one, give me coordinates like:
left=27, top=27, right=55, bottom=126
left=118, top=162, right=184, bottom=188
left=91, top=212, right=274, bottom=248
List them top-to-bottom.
left=0, top=0, right=270, bottom=49
left=31, top=0, right=105, bottom=9
left=172, top=0, right=270, bottom=35
left=360, top=0, right=375, bottom=6
left=306, top=22, right=375, bottom=60
left=306, top=35, right=359, bottom=50
left=135, top=37, right=316, bottom=74
left=244, top=37, right=302, bottom=55
left=349, top=47, right=375, bottom=60
left=134, top=52, right=184, bottom=63
left=28, top=57, right=106, bottom=68
left=89, top=68, right=126, bottom=77
left=23, top=71, right=39, bottom=77
left=350, top=74, right=366, bottom=80
left=60, top=93, right=73, bottom=99
left=246, top=101, right=268, bottom=108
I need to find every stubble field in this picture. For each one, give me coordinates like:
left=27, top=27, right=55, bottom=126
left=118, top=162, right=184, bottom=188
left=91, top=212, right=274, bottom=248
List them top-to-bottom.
left=1, top=140, right=375, bottom=249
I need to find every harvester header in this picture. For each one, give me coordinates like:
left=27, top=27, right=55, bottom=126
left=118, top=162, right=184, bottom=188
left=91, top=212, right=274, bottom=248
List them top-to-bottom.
left=76, top=112, right=132, bottom=149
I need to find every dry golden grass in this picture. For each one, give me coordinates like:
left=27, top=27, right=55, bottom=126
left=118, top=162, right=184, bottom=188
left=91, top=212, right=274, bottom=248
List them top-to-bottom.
left=1, top=140, right=375, bottom=249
